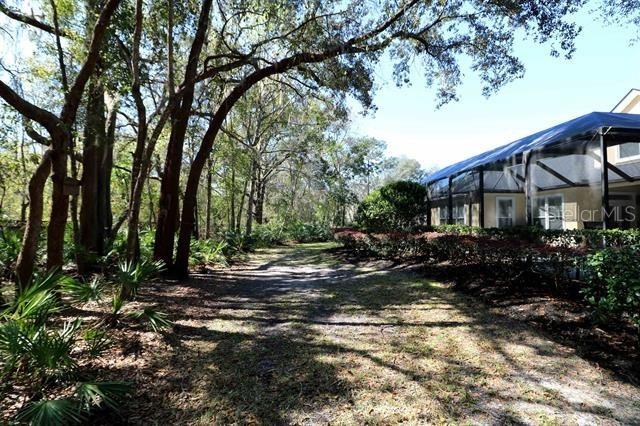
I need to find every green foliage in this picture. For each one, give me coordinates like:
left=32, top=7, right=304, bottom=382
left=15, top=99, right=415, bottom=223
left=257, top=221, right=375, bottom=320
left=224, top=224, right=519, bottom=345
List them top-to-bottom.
left=355, top=181, right=428, bottom=232
left=249, top=220, right=332, bottom=249
left=250, top=221, right=287, bottom=248
left=286, top=221, right=332, bottom=243
left=431, top=225, right=640, bottom=248
left=0, top=227, right=21, bottom=277
left=104, top=229, right=156, bottom=265
left=224, top=230, right=245, bottom=257
left=190, top=239, right=229, bottom=267
left=583, top=247, right=640, bottom=329
left=116, top=259, right=164, bottom=298
left=0, top=267, right=135, bottom=422
left=10, top=270, right=64, bottom=325
left=1, top=272, right=81, bottom=380
left=59, top=277, right=106, bottom=304
left=111, top=292, right=124, bottom=315
left=128, top=307, right=172, bottom=332
left=27, top=321, right=80, bottom=378
left=82, top=328, right=111, bottom=357
left=16, top=381, right=131, bottom=425
left=75, top=381, right=131, bottom=412
left=16, top=398, right=86, bottom=425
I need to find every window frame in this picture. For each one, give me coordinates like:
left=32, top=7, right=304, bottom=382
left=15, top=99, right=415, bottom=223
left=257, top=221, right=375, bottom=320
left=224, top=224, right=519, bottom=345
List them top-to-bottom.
left=617, top=142, right=640, bottom=162
left=532, top=193, right=565, bottom=230
left=495, top=196, right=516, bottom=228
left=453, top=202, right=466, bottom=225
left=439, top=206, right=448, bottom=224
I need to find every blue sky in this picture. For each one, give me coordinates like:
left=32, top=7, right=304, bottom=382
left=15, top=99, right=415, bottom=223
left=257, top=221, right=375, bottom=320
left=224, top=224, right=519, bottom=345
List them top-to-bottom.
left=350, top=6, right=640, bottom=172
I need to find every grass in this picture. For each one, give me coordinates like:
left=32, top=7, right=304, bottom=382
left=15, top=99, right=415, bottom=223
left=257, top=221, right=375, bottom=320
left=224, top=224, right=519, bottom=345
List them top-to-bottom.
left=28, top=242, right=640, bottom=424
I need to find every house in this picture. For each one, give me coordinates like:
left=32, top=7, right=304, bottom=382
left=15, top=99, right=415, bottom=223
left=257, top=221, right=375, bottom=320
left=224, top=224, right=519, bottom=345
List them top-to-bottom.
left=427, top=91, right=640, bottom=230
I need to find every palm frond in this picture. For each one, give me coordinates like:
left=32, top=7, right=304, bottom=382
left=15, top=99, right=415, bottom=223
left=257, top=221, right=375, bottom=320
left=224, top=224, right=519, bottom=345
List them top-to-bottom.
left=116, top=259, right=165, bottom=297
left=10, top=270, right=64, bottom=324
left=59, top=277, right=105, bottom=304
left=111, top=293, right=124, bottom=315
left=129, top=308, right=172, bottom=332
left=0, top=320, right=33, bottom=375
left=29, top=327, right=77, bottom=375
left=82, top=328, right=111, bottom=357
left=75, top=381, right=131, bottom=412
left=16, top=398, right=85, bottom=425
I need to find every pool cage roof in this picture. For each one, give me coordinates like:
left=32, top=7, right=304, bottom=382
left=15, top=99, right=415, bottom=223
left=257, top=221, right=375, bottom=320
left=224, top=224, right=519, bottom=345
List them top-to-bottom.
left=427, top=112, right=640, bottom=184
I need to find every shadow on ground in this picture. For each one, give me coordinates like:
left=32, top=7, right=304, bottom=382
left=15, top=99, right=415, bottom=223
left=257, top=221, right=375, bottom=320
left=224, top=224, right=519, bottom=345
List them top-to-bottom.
left=107, top=243, right=640, bottom=424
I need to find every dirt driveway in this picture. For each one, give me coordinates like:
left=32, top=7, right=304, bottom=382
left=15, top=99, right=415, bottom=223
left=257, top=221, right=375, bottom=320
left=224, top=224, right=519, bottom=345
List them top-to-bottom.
left=122, top=243, right=640, bottom=425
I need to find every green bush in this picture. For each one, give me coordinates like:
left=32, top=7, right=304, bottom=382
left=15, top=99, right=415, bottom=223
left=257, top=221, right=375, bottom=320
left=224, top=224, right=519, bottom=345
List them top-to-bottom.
left=355, top=181, right=428, bottom=232
left=249, top=220, right=331, bottom=248
left=251, top=221, right=286, bottom=247
left=286, top=221, right=332, bottom=243
left=0, top=227, right=21, bottom=278
left=190, top=239, right=229, bottom=267
left=583, top=246, right=640, bottom=330
left=116, top=259, right=165, bottom=298
left=0, top=270, right=131, bottom=423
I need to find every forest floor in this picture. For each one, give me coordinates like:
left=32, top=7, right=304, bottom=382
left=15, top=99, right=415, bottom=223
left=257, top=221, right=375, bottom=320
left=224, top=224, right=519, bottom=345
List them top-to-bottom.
left=109, top=243, right=640, bottom=425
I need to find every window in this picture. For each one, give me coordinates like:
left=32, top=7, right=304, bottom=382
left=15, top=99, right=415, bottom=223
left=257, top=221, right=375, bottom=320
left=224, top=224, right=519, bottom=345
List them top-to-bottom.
left=617, top=142, right=640, bottom=161
left=533, top=194, right=564, bottom=230
left=496, top=197, right=515, bottom=228
left=453, top=203, right=466, bottom=225
left=439, top=206, right=448, bottom=224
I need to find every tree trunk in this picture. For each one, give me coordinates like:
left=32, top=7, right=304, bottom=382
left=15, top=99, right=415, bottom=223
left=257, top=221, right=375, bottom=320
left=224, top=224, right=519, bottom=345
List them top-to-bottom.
left=1, top=0, right=122, bottom=281
left=124, top=0, right=165, bottom=262
left=153, top=0, right=212, bottom=268
left=171, top=42, right=354, bottom=276
left=79, top=76, right=106, bottom=272
left=101, top=93, right=117, bottom=240
left=69, top=134, right=80, bottom=249
left=46, top=142, right=69, bottom=272
left=15, top=150, right=51, bottom=289
left=205, top=159, right=212, bottom=238
left=245, top=160, right=257, bottom=238
left=229, top=166, right=236, bottom=231
left=236, top=179, right=247, bottom=234
left=255, top=179, right=266, bottom=225
left=0, top=186, right=5, bottom=217
left=193, top=198, right=200, bottom=239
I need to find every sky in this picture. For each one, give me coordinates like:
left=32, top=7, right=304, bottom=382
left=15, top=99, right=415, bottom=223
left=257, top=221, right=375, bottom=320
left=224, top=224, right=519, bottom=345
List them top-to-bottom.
left=350, top=6, right=640, bottom=173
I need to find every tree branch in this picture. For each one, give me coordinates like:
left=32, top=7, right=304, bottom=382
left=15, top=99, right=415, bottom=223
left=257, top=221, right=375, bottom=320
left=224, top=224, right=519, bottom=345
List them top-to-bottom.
left=0, top=0, right=71, bottom=37
left=60, top=0, right=121, bottom=125
left=0, top=79, right=60, bottom=133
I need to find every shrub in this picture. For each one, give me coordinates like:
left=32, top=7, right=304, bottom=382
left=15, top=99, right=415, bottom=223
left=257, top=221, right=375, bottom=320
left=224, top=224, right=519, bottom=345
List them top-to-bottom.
left=355, top=181, right=428, bottom=232
left=251, top=221, right=286, bottom=247
left=286, top=221, right=332, bottom=243
left=0, top=227, right=21, bottom=278
left=190, top=239, right=229, bottom=268
left=583, top=246, right=640, bottom=330
left=116, top=259, right=164, bottom=298
left=0, top=271, right=131, bottom=424
left=59, top=276, right=106, bottom=304
left=83, top=328, right=111, bottom=357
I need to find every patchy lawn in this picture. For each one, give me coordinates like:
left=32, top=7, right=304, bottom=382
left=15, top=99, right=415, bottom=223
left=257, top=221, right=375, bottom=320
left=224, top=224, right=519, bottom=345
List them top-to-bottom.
left=83, top=243, right=640, bottom=424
